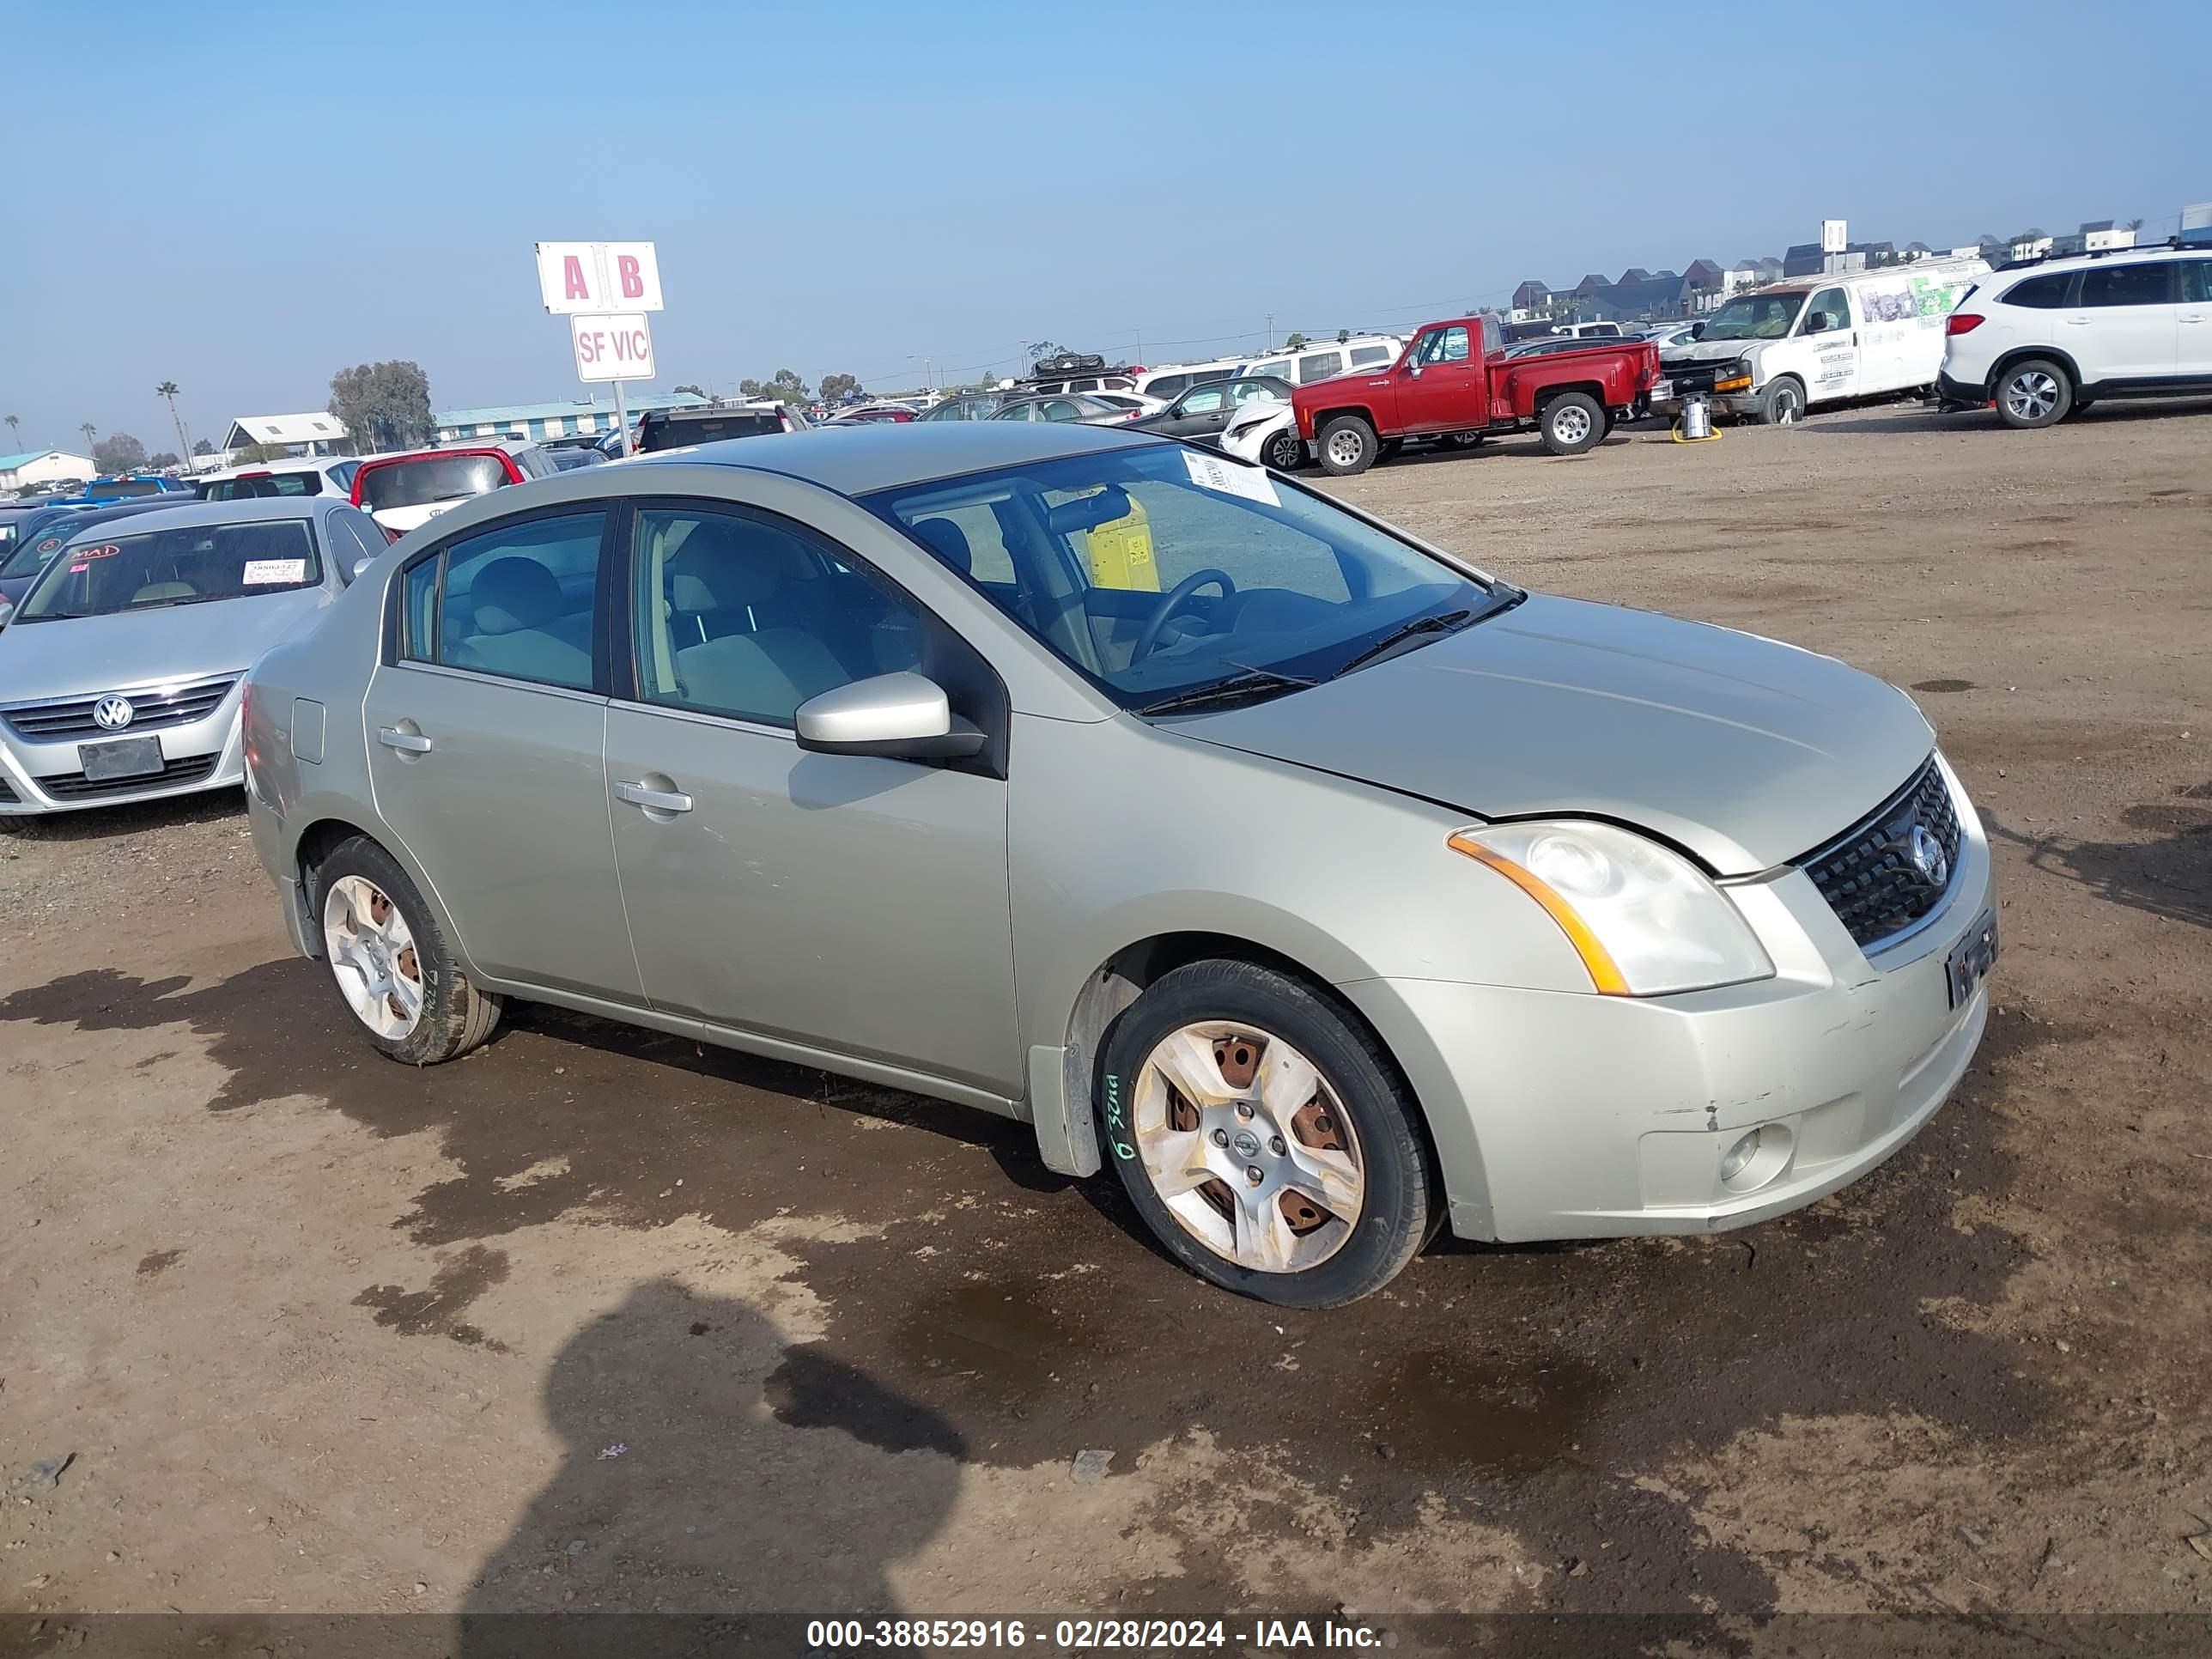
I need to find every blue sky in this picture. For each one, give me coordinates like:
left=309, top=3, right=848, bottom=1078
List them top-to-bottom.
left=5, top=0, right=2207, bottom=449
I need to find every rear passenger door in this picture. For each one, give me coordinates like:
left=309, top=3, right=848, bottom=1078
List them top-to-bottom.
left=2181, top=259, right=2212, bottom=379
left=2069, top=260, right=2179, bottom=381
left=603, top=501, right=1019, bottom=1094
left=364, top=507, right=641, bottom=1003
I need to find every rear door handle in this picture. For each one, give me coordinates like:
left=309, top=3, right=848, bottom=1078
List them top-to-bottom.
left=376, top=726, right=432, bottom=754
left=614, top=780, right=694, bottom=814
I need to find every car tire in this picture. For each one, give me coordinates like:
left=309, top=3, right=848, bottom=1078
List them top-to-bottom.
left=1994, top=359, right=2072, bottom=428
left=1753, top=377, right=1807, bottom=426
left=1539, top=392, right=1606, bottom=456
left=1316, top=416, right=1378, bottom=476
left=1262, top=428, right=1305, bottom=471
left=311, top=835, right=501, bottom=1066
left=1097, top=960, right=1435, bottom=1308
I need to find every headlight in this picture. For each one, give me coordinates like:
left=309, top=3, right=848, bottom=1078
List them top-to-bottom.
left=1713, top=361, right=1755, bottom=392
left=1449, top=821, right=1773, bottom=996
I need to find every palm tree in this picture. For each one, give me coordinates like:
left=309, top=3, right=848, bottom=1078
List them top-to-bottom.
left=155, top=380, right=191, bottom=465
left=3, top=415, right=18, bottom=449
left=79, top=422, right=98, bottom=464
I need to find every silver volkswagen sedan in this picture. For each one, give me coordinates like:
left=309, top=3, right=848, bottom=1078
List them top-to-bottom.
left=240, top=424, right=1996, bottom=1306
left=0, top=496, right=389, bottom=816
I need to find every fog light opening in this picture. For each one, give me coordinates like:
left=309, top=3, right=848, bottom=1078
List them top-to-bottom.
left=1718, top=1122, right=1794, bottom=1194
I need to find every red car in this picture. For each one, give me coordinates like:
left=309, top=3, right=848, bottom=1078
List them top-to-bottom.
left=1293, top=316, right=1663, bottom=470
left=824, top=404, right=915, bottom=424
left=349, top=442, right=554, bottom=538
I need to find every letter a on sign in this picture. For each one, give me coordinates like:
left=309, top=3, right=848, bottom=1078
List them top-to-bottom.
left=564, top=255, right=591, bottom=301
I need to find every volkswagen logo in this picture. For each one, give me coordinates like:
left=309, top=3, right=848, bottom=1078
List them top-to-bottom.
left=92, top=695, right=137, bottom=732
left=1905, top=825, right=1948, bottom=889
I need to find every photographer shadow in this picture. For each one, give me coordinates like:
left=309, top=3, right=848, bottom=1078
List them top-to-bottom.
left=461, top=1279, right=964, bottom=1656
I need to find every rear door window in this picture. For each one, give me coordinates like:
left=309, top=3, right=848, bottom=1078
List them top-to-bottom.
left=2080, top=262, right=2175, bottom=307
left=1350, top=345, right=1393, bottom=367
left=1296, top=350, right=1343, bottom=382
left=405, top=511, right=607, bottom=692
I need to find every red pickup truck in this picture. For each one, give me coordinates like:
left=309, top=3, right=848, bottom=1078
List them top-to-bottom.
left=1293, top=315, right=1663, bottom=472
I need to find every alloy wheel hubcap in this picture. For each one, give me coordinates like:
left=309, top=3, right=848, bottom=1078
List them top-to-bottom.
left=2006, top=372, right=2058, bottom=420
left=1553, top=405, right=1593, bottom=444
left=1327, top=430, right=1364, bottom=467
left=1269, top=434, right=1299, bottom=467
left=323, top=875, right=424, bottom=1039
left=1132, top=1022, right=1364, bottom=1273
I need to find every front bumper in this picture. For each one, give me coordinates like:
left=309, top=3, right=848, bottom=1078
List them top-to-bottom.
left=1653, top=390, right=1761, bottom=418
left=0, top=690, right=246, bottom=815
left=1342, top=759, right=1996, bottom=1242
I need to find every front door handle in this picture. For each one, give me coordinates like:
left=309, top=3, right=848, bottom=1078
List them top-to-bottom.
left=376, top=726, right=432, bottom=754
left=615, top=780, right=694, bottom=814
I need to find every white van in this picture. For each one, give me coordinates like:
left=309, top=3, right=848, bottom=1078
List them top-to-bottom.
left=1655, top=257, right=1989, bottom=424
left=1239, top=335, right=1406, bottom=386
left=1132, top=357, right=1251, bottom=401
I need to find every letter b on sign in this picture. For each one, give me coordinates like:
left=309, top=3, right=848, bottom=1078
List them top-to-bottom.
left=618, top=255, right=643, bottom=299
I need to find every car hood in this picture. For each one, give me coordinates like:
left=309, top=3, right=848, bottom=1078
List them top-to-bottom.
left=1663, top=339, right=1771, bottom=367
left=0, top=586, right=332, bottom=702
left=1164, top=593, right=1935, bottom=875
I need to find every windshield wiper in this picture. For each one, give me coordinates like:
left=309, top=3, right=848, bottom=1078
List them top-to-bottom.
left=1330, top=585, right=1526, bottom=679
left=1136, top=665, right=1316, bottom=717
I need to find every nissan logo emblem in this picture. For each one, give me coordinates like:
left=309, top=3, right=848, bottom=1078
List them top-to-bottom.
left=92, top=695, right=137, bottom=731
left=1906, top=824, right=1948, bottom=889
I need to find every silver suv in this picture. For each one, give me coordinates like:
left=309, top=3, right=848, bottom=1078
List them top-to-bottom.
left=240, top=423, right=1996, bottom=1306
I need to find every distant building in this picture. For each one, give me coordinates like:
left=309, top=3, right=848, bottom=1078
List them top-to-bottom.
left=431, top=392, right=708, bottom=446
left=216, top=412, right=352, bottom=462
left=0, top=448, right=94, bottom=492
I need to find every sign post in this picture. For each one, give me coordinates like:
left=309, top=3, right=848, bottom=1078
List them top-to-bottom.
left=535, top=240, right=664, bottom=456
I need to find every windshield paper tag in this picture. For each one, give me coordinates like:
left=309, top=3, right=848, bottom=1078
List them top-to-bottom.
left=1183, top=448, right=1280, bottom=506
left=241, top=558, right=307, bottom=585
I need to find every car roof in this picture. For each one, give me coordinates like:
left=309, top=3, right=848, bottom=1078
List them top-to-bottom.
left=622, top=420, right=1152, bottom=496
left=192, top=456, right=354, bottom=480
left=52, top=495, right=347, bottom=540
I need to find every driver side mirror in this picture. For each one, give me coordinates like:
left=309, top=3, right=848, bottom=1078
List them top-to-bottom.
left=795, top=672, right=986, bottom=762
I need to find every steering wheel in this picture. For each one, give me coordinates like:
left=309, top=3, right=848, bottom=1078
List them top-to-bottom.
left=1131, top=568, right=1237, bottom=663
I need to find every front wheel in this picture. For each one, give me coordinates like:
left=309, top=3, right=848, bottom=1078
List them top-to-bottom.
left=1995, top=359, right=2071, bottom=428
left=1754, top=377, right=1806, bottom=426
left=1539, top=392, right=1605, bottom=456
left=1316, top=415, right=1378, bottom=476
left=1262, top=428, right=1304, bottom=471
left=313, top=836, right=502, bottom=1065
left=1099, top=961, right=1434, bottom=1307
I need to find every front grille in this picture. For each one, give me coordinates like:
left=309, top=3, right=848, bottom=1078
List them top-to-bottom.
left=1664, top=361, right=1725, bottom=394
left=3, top=676, right=238, bottom=743
left=38, top=754, right=222, bottom=800
left=1795, top=756, right=1963, bottom=950
left=0, top=775, right=16, bottom=804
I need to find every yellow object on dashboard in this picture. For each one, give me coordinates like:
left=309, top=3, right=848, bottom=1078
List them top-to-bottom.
left=1075, top=495, right=1159, bottom=592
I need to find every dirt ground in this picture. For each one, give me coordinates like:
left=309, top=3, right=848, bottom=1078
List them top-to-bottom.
left=3, top=400, right=2209, bottom=1653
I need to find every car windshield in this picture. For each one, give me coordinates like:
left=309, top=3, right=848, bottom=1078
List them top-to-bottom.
left=1698, top=292, right=1805, bottom=341
left=862, top=445, right=1501, bottom=709
left=358, top=454, right=511, bottom=512
left=200, top=470, right=327, bottom=501
left=85, top=479, right=172, bottom=499
left=17, top=518, right=321, bottom=621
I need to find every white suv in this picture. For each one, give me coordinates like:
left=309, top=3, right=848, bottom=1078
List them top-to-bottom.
left=1940, top=246, right=2212, bottom=428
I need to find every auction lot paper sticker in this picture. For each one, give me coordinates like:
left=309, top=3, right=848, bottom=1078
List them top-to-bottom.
left=1183, top=448, right=1280, bottom=506
left=241, top=559, right=307, bottom=585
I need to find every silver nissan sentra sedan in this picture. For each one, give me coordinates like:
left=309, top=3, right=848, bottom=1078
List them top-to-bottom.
left=240, top=423, right=1997, bottom=1307
left=0, top=496, right=391, bottom=816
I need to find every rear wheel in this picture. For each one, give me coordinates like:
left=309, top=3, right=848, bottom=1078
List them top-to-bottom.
left=1995, top=359, right=2071, bottom=428
left=1754, top=377, right=1806, bottom=426
left=1539, top=392, right=1605, bottom=456
left=1316, top=415, right=1378, bottom=476
left=313, top=836, right=501, bottom=1065
left=1099, top=961, right=1434, bottom=1307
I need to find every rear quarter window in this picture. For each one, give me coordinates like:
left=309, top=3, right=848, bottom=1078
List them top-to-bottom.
left=2002, top=271, right=2075, bottom=308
